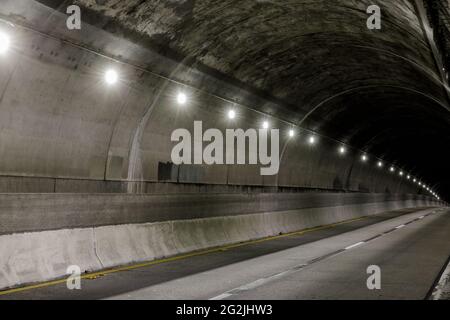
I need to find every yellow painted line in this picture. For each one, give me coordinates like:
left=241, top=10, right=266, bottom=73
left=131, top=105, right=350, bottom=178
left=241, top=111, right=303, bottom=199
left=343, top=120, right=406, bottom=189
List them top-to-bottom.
left=0, top=216, right=366, bottom=296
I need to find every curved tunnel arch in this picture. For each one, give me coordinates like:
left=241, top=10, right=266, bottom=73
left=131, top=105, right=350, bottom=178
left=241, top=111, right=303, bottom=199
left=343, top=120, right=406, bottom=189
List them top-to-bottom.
left=0, top=0, right=447, bottom=200
left=299, top=84, right=449, bottom=127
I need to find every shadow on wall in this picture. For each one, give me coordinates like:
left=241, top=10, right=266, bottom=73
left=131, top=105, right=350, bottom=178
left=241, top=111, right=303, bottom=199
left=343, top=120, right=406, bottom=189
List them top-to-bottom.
left=158, top=162, right=179, bottom=181
left=333, top=176, right=344, bottom=190
left=358, top=183, right=370, bottom=193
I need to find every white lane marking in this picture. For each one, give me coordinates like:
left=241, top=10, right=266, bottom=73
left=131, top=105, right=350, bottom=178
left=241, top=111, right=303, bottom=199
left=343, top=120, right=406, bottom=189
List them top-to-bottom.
left=209, top=210, right=435, bottom=300
left=344, top=242, right=365, bottom=250
left=209, top=270, right=293, bottom=300
left=236, top=271, right=289, bottom=291
left=210, top=293, right=232, bottom=300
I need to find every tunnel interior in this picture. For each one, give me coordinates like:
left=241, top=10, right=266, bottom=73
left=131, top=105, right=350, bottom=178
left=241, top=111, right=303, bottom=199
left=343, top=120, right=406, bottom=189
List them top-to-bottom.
left=0, top=0, right=449, bottom=298
left=0, top=0, right=447, bottom=199
left=0, top=0, right=447, bottom=198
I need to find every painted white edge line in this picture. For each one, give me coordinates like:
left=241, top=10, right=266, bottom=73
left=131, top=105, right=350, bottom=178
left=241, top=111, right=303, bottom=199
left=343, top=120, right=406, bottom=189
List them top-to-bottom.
left=344, top=242, right=365, bottom=250
left=430, top=262, right=450, bottom=300
left=210, top=293, right=233, bottom=300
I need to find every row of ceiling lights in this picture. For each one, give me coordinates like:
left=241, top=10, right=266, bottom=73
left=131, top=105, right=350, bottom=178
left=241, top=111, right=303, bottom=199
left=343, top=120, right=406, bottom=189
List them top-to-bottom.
left=0, top=30, right=441, bottom=200
left=172, top=89, right=441, bottom=200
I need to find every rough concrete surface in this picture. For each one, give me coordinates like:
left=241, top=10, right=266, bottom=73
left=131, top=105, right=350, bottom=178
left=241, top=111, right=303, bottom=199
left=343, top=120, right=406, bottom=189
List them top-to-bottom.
left=0, top=1, right=448, bottom=196
left=0, top=199, right=441, bottom=289
left=1, top=207, right=448, bottom=300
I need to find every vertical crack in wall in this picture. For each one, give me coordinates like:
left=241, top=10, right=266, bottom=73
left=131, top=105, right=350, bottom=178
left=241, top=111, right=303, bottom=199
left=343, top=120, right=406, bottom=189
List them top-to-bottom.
left=92, top=228, right=104, bottom=269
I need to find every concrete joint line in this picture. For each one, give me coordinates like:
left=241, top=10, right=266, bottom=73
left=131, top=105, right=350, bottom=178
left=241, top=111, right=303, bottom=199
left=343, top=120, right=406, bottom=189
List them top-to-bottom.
left=92, top=228, right=104, bottom=269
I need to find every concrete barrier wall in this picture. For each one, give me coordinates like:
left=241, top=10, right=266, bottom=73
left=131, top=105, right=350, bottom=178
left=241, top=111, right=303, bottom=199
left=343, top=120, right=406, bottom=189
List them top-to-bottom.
left=0, top=192, right=442, bottom=235
left=0, top=193, right=442, bottom=290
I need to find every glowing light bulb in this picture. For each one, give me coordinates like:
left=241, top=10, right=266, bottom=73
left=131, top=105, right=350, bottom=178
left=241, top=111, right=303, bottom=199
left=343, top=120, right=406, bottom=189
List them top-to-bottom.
left=0, top=32, right=10, bottom=54
left=104, top=69, right=118, bottom=85
left=288, top=129, right=295, bottom=138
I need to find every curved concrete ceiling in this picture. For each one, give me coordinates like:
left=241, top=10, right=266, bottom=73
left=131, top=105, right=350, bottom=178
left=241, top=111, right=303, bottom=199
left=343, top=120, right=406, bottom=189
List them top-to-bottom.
left=13, top=0, right=450, bottom=197
left=426, top=0, right=450, bottom=69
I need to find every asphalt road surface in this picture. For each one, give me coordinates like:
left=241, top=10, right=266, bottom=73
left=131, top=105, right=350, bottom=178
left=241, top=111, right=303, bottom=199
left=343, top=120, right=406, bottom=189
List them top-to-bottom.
left=1, top=207, right=449, bottom=300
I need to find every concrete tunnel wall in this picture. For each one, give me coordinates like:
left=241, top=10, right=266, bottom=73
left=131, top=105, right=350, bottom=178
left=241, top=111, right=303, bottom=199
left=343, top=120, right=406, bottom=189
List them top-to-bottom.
left=0, top=1, right=428, bottom=195
left=0, top=192, right=444, bottom=236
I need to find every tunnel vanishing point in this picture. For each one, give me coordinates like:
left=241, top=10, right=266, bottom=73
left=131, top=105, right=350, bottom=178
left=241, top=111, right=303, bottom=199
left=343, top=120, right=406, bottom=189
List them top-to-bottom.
left=0, top=0, right=449, bottom=301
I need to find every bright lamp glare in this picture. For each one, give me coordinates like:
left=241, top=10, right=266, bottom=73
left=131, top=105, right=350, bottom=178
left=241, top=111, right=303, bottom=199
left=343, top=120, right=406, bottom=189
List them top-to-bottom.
left=0, top=32, right=10, bottom=54
left=104, top=69, right=118, bottom=85
left=177, top=92, right=187, bottom=105
left=228, top=109, right=236, bottom=120
left=262, top=121, right=269, bottom=129
left=288, top=129, right=295, bottom=138
left=308, top=136, right=316, bottom=145
left=339, top=146, right=346, bottom=154
left=361, top=155, right=368, bottom=162
left=377, top=161, right=383, bottom=168
left=390, top=167, right=395, bottom=172
left=399, top=171, right=403, bottom=176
